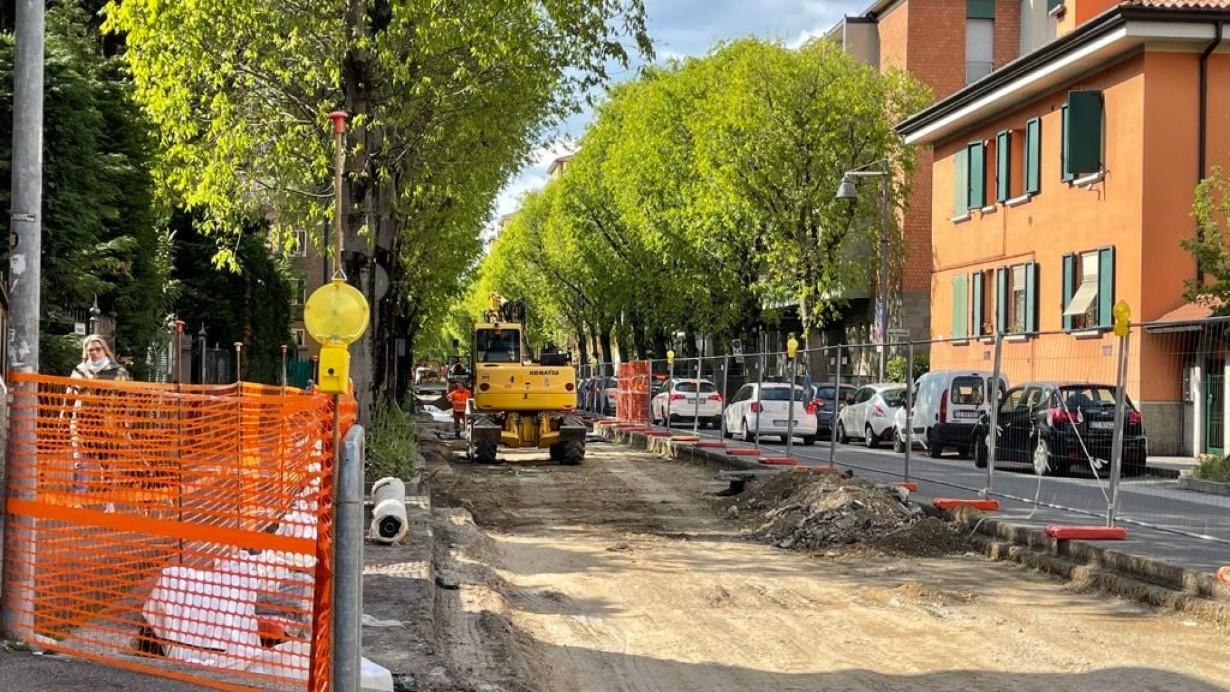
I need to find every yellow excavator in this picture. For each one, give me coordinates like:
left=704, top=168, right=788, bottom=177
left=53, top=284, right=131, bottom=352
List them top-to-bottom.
left=466, top=293, right=586, bottom=465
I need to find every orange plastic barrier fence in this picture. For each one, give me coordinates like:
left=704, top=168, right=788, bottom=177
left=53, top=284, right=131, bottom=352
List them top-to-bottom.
left=616, top=361, right=651, bottom=425
left=1, top=373, right=355, bottom=690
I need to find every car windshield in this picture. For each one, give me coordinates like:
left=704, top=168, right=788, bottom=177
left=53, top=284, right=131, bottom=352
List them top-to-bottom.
left=475, top=329, right=521, bottom=363
left=950, top=377, right=985, bottom=405
left=675, top=381, right=717, bottom=394
left=813, top=385, right=856, bottom=400
left=760, top=386, right=808, bottom=402
left=1057, top=386, right=1132, bottom=410
left=880, top=388, right=906, bottom=407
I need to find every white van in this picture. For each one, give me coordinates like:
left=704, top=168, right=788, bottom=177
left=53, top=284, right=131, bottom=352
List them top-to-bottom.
left=893, top=370, right=1007, bottom=459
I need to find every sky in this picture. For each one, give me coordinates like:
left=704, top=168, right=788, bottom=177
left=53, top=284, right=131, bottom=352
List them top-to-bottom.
left=491, top=0, right=868, bottom=225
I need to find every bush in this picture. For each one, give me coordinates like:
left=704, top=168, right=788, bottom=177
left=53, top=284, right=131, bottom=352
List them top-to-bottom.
left=887, top=354, right=930, bottom=383
left=366, top=400, right=417, bottom=485
left=1193, top=454, right=1230, bottom=482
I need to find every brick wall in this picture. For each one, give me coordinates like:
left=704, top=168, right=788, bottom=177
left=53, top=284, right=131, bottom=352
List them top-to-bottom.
left=905, top=0, right=968, bottom=100
left=994, top=0, right=1022, bottom=68
left=878, top=1, right=909, bottom=73
left=901, top=146, right=934, bottom=293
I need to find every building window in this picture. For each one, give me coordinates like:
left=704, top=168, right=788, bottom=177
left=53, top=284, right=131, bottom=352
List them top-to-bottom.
left=965, top=1, right=995, bottom=85
left=1063, top=90, right=1104, bottom=179
left=1025, top=117, right=1041, bottom=195
left=954, top=140, right=987, bottom=217
left=292, top=229, right=308, bottom=257
left=1063, top=247, right=1115, bottom=331
left=991, top=263, right=1038, bottom=334
left=971, top=270, right=994, bottom=337
left=952, top=274, right=969, bottom=340
left=292, top=278, right=306, bottom=306
left=293, top=328, right=307, bottom=348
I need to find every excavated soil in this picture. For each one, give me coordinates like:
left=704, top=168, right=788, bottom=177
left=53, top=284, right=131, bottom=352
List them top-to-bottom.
left=422, top=438, right=1230, bottom=692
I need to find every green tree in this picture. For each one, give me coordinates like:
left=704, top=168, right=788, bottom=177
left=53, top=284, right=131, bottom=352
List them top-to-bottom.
left=105, top=0, right=650, bottom=409
left=0, top=4, right=166, bottom=376
left=1184, top=166, right=1230, bottom=313
left=169, top=211, right=292, bottom=385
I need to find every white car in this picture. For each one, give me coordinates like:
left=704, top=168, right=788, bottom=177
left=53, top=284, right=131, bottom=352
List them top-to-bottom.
left=893, top=370, right=1009, bottom=457
left=653, top=378, right=723, bottom=428
left=722, top=382, right=818, bottom=444
left=836, top=383, right=906, bottom=448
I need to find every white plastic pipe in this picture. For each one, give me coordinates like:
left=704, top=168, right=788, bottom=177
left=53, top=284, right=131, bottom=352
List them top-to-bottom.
left=369, top=477, right=409, bottom=544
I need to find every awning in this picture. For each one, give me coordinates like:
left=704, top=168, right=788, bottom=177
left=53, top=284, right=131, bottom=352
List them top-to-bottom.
left=1063, top=254, right=1099, bottom=317
left=1145, top=301, right=1218, bottom=333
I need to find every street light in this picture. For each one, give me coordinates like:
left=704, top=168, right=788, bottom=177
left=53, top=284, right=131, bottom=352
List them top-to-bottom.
left=837, top=158, right=892, bottom=382
left=785, top=334, right=799, bottom=459
left=665, top=349, right=675, bottom=428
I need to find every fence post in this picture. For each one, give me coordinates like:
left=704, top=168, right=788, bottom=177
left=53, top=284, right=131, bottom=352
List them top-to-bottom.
left=1108, top=328, right=1132, bottom=527
left=985, top=330, right=1004, bottom=496
left=904, top=341, right=914, bottom=483
left=233, top=342, right=243, bottom=383
left=280, top=344, right=288, bottom=389
left=829, top=345, right=842, bottom=468
left=787, top=347, right=798, bottom=459
left=754, top=350, right=764, bottom=447
left=720, top=355, right=730, bottom=440
left=666, top=357, right=675, bottom=426
left=693, top=358, right=702, bottom=435
left=333, top=424, right=365, bottom=691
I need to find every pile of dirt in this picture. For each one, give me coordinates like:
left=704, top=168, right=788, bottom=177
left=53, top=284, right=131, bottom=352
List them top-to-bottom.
left=719, top=471, right=966, bottom=555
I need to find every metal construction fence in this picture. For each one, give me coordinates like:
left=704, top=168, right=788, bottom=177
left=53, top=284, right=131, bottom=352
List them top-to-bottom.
left=580, top=316, right=1230, bottom=552
left=1, top=374, right=356, bottom=690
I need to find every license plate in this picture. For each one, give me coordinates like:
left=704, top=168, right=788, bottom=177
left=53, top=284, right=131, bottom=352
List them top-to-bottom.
left=955, top=410, right=978, bottom=419
left=773, top=419, right=789, bottom=426
left=1090, top=421, right=1115, bottom=430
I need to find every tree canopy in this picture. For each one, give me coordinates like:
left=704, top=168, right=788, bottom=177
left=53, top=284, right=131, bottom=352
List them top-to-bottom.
left=470, top=38, right=928, bottom=362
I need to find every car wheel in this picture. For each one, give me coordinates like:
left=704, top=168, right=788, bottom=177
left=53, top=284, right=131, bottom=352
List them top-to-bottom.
left=710, top=416, right=722, bottom=430
left=742, top=419, right=755, bottom=443
left=836, top=421, right=849, bottom=445
left=864, top=424, right=878, bottom=449
left=723, top=425, right=733, bottom=439
left=926, top=428, right=943, bottom=459
left=893, top=432, right=905, bottom=454
left=974, top=432, right=989, bottom=469
left=802, top=435, right=816, bottom=446
left=1032, top=436, right=1054, bottom=476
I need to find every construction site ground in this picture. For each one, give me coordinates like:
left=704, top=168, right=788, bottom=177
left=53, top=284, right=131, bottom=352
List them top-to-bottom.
left=421, top=434, right=1230, bottom=692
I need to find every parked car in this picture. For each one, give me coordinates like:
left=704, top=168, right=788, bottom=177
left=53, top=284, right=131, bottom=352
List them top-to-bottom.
left=893, top=370, right=1008, bottom=458
left=602, top=376, right=619, bottom=415
left=652, top=378, right=723, bottom=427
left=722, top=382, right=818, bottom=444
left=971, top=382, right=1148, bottom=476
left=807, top=383, right=858, bottom=440
left=836, top=383, right=907, bottom=448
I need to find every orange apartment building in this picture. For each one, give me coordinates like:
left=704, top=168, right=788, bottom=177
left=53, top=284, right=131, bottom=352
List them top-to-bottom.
left=828, top=0, right=1037, bottom=342
left=898, top=0, right=1230, bottom=455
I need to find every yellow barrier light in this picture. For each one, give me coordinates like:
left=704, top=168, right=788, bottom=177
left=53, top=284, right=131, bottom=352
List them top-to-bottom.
left=304, top=279, right=370, bottom=393
left=1113, top=300, right=1131, bottom=338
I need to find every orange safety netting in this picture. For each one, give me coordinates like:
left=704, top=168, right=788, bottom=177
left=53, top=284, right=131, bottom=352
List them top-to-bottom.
left=616, top=361, right=650, bottom=424
left=1, top=373, right=355, bottom=691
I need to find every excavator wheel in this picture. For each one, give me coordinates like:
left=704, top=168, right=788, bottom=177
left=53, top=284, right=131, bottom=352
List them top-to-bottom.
left=475, top=439, right=498, bottom=465
left=559, top=439, right=585, bottom=466
left=548, top=444, right=564, bottom=462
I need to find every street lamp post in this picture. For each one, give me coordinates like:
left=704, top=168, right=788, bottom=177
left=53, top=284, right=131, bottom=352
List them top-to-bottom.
left=837, top=158, right=892, bottom=382
left=785, top=334, right=799, bottom=458
left=666, top=350, right=675, bottom=428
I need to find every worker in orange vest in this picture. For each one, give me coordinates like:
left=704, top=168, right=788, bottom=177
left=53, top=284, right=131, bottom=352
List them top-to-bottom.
left=446, top=381, right=472, bottom=439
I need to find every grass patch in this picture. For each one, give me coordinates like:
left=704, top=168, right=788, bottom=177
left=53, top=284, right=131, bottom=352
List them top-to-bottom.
left=366, top=400, right=417, bottom=485
left=1193, top=454, right=1230, bottom=483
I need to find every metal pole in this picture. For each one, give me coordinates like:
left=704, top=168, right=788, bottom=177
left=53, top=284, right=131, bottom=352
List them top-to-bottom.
left=2, top=0, right=45, bottom=640
left=878, top=165, right=890, bottom=383
left=174, top=321, right=185, bottom=384
left=198, top=325, right=207, bottom=383
left=1108, top=329, right=1131, bottom=527
left=985, top=331, right=1004, bottom=495
left=904, top=341, right=914, bottom=483
left=233, top=342, right=243, bottom=383
left=281, top=344, right=288, bottom=389
left=830, top=346, right=842, bottom=467
left=754, top=350, right=764, bottom=448
left=787, top=352, right=798, bottom=458
left=720, top=355, right=730, bottom=439
left=693, top=358, right=701, bottom=435
left=666, top=360, right=674, bottom=427
left=332, top=419, right=364, bottom=691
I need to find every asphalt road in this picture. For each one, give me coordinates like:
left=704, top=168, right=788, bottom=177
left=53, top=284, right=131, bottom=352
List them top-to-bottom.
left=653, top=419, right=1230, bottom=573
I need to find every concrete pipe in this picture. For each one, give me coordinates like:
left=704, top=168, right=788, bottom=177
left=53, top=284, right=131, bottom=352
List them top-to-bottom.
left=369, top=476, right=409, bottom=544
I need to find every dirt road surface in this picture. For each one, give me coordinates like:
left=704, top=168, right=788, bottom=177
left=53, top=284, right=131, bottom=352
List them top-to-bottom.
left=425, top=439, right=1230, bottom=692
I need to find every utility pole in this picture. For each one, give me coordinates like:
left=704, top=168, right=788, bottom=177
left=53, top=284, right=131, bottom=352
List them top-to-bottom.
left=3, top=0, right=45, bottom=640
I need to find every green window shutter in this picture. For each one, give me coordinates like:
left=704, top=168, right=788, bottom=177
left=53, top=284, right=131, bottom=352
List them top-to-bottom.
left=967, top=0, right=996, bottom=18
left=1047, top=0, right=1063, bottom=9
left=1067, top=90, right=1104, bottom=175
left=1061, top=106, right=1075, bottom=182
left=1025, top=118, right=1041, bottom=194
left=996, top=130, right=1011, bottom=202
left=968, top=142, right=986, bottom=209
left=954, top=147, right=969, bottom=217
left=1098, top=246, right=1115, bottom=328
left=1061, top=254, right=1074, bottom=331
left=1025, top=262, right=1038, bottom=333
left=996, top=267, right=1007, bottom=334
left=972, top=272, right=984, bottom=336
left=952, top=274, right=968, bottom=339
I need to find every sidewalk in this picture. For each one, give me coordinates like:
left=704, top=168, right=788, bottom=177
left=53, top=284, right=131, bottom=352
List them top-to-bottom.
left=0, top=648, right=199, bottom=691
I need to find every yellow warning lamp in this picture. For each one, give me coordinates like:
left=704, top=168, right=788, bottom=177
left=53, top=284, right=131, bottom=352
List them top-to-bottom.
left=304, top=279, right=370, bottom=393
left=1113, top=300, right=1131, bottom=338
left=786, top=333, right=799, bottom=359
left=666, top=350, right=675, bottom=367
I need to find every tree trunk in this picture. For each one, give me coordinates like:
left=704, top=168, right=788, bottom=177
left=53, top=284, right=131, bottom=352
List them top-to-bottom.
left=599, top=325, right=615, bottom=370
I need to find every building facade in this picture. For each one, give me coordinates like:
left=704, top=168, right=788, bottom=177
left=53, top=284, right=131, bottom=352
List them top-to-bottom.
left=900, top=0, right=1230, bottom=455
